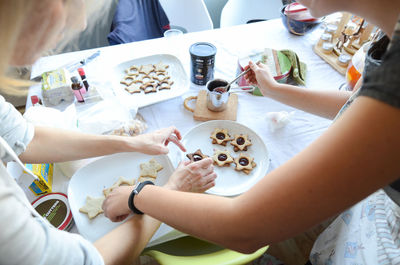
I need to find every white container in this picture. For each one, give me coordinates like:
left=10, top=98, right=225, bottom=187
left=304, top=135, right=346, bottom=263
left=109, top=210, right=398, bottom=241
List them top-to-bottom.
left=41, top=69, right=74, bottom=106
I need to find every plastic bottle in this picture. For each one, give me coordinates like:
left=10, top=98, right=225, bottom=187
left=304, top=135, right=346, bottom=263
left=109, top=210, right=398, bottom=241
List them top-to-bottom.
left=346, top=42, right=369, bottom=90
left=71, top=76, right=85, bottom=103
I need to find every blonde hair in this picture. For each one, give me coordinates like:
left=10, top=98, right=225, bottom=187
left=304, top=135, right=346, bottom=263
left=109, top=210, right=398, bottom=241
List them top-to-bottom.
left=0, top=0, right=111, bottom=95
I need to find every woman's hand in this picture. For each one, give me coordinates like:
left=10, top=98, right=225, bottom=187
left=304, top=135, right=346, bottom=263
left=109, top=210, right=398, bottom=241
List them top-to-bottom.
left=244, top=61, right=279, bottom=97
left=128, top=126, right=186, bottom=155
left=102, top=157, right=216, bottom=222
left=164, top=157, right=216, bottom=193
left=102, top=185, right=133, bottom=222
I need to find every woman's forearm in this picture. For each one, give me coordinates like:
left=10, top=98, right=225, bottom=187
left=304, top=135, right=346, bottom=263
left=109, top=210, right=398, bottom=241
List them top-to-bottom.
left=266, top=83, right=351, bottom=119
left=133, top=97, right=400, bottom=253
left=19, top=126, right=134, bottom=163
left=133, top=186, right=250, bottom=250
left=94, top=215, right=161, bottom=265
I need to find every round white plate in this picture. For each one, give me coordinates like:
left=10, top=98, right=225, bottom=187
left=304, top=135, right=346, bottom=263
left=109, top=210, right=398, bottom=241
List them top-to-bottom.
left=113, top=54, right=189, bottom=108
left=181, top=120, right=269, bottom=197
left=68, top=153, right=174, bottom=243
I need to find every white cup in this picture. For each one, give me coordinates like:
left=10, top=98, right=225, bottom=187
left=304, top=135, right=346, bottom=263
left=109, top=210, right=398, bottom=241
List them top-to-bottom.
left=163, top=29, right=183, bottom=38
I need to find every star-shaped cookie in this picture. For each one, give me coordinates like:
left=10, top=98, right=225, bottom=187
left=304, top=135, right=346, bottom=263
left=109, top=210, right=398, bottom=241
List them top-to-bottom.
left=154, top=62, right=169, bottom=72
left=139, top=64, right=155, bottom=75
left=125, top=65, right=140, bottom=76
left=120, top=75, right=136, bottom=86
left=158, top=80, right=174, bottom=90
left=125, top=83, right=142, bottom=94
left=210, top=128, right=233, bottom=146
left=231, top=134, right=252, bottom=152
left=186, top=149, right=208, bottom=162
left=212, top=149, right=234, bottom=167
left=233, top=153, right=256, bottom=174
left=140, top=158, right=163, bottom=178
left=103, top=176, right=136, bottom=197
left=79, top=196, right=105, bottom=219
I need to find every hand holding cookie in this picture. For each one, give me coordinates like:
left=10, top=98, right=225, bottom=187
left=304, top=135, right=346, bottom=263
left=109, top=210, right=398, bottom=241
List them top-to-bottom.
left=129, top=126, right=186, bottom=155
left=164, top=158, right=216, bottom=193
left=102, top=185, right=134, bottom=222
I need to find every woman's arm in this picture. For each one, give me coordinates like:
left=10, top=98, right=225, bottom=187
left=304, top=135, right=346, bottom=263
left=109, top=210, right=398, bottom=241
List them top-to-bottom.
left=245, top=61, right=355, bottom=119
left=262, top=84, right=351, bottom=119
left=131, top=96, right=400, bottom=253
left=19, top=126, right=185, bottom=163
left=98, top=156, right=216, bottom=265
left=94, top=215, right=161, bottom=265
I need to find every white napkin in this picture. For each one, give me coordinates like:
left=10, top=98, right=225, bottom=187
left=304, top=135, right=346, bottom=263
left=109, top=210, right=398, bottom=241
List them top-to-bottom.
left=266, top=111, right=295, bottom=132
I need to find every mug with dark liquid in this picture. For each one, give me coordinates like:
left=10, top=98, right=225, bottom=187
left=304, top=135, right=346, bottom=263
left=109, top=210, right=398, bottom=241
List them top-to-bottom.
left=206, top=79, right=230, bottom=112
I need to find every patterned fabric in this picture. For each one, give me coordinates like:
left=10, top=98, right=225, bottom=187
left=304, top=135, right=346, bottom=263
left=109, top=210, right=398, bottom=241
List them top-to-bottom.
left=310, top=15, right=400, bottom=264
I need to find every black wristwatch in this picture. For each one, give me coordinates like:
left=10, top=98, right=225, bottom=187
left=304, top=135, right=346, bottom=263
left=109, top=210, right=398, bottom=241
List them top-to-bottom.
left=128, top=181, right=154, bottom=214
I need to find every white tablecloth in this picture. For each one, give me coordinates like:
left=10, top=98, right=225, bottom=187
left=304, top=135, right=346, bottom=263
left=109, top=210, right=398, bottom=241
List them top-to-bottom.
left=27, top=18, right=344, bottom=245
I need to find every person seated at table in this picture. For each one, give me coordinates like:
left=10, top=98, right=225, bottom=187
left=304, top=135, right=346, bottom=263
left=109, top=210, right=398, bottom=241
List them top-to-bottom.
left=102, top=0, right=400, bottom=263
left=0, top=1, right=216, bottom=265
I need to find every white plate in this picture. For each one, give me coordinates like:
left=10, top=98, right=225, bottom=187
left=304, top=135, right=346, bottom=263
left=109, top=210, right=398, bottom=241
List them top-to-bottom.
left=113, top=54, right=189, bottom=108
left=181, top=120, right=269, bottom=197
left=68, top=153, right=174, bottom=243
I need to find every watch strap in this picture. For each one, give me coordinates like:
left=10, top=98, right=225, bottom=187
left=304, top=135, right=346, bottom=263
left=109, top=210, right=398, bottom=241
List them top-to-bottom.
left=128, top=181, right=154, bottom=214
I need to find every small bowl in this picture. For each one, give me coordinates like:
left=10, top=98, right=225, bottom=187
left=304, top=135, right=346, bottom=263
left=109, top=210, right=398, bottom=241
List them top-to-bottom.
left=280, top=5, right=321, bottom=35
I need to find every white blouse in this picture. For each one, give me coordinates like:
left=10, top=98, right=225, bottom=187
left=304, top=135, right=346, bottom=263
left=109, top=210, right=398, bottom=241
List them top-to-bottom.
left=0, top=95, right=104, bottom=265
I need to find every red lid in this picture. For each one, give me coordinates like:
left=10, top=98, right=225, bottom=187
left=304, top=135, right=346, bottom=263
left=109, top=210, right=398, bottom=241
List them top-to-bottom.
left=284, top=3, right=307, bottom=14
left=78, top=68, right=85, bottom=76
left=31, top=95, right=39, bottom=105
left=32, top=192, right=73, bottom=231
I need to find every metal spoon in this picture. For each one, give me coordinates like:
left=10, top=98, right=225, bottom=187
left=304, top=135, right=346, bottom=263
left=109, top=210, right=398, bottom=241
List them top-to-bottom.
left=222, top=68, right=252, bottom=92
left=229, top=86, right=255, bottom=93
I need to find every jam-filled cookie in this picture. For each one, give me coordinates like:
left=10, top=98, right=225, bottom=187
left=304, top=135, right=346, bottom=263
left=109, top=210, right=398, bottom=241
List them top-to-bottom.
left=210, top=128, right=232, bottom=146
left=231, top=134, right=252, bottom=152
left=186, top=149, right=208, bottom=162
left=212, top=149, right=234, bottom=167
left=233, top=153, right=256, bottom=174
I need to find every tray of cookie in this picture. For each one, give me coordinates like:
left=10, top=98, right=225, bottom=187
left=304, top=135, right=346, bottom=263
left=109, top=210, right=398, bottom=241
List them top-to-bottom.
left=113, top=54, right=189, bottom=108
left=181, top=120, right=270, bottom=197
left=68, top=153, right=175, bottom=243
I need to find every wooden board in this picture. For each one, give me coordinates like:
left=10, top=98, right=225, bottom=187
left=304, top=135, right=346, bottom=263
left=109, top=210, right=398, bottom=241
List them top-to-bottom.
left=313, top=44, right=347, bottom=75
left=192, top=90, right=238, bottom=121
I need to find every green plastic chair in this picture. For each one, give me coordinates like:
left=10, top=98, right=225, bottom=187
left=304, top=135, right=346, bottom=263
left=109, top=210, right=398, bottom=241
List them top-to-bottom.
left=143, top=236, right=268, bottom=265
